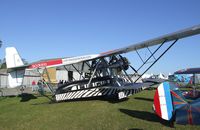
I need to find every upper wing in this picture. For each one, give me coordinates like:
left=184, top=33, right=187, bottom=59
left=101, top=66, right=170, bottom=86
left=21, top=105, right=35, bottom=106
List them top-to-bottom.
left=25, top=24, right=200, bottom=69
left=100, top=24, right=200, bottom=56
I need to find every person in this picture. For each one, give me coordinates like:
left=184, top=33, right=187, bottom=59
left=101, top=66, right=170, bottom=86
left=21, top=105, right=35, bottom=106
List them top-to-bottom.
left=42, top=78, right=47, bottom=88
left=31, top=80, right=36, bottom=91
left=32, top=80, right=36, bottom=85
left=37, top=80, right=44, bottom=95
left=58, top=80, right=63, bottom=87
left=61, top=80, right=64, bottom=84
left=64, top=80, right=68, bottom=84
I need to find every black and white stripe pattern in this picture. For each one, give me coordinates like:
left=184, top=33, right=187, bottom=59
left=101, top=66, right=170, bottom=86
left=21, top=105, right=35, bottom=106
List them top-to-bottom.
left=55, top=86, right=143, bottom=102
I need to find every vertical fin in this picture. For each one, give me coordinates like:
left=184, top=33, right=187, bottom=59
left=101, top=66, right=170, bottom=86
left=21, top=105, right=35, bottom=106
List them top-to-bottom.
left=5, top=47, right=25, bottom=88
left=5, top=47, right=24, bottom=68
left=153, top=82, right=174, bottom=120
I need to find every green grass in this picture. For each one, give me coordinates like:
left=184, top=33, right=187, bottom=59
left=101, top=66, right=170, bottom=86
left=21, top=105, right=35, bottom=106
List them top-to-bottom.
left=0, top=90, right=199, bottom=130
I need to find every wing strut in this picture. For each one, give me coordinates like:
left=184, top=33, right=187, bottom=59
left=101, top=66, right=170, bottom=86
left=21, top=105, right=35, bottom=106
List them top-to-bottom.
left=134, top=39, right=178, bottom=83
left=136, top=40, right=166, bottom=72
left=147, top=47, right=156, bottom=60
left=136, top=50, right=145, bottom=63
left=87, top=59, right=101, bottom=87
left=36, top=68, right=55, bottom=101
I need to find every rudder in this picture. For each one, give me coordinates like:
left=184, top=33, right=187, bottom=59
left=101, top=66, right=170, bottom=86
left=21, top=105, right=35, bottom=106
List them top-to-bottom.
left=5, top=47, right=25, bottom=88
left=5, top=47, right=24, bottom=68
left=153, top=82, right=174, bottom=121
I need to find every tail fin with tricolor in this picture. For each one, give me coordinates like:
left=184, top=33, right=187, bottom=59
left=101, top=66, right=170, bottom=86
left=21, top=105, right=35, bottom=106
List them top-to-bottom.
left=5, top=47, right=26, bottom=88
left=153, top=82, right=200, bottom=125
left=153, top=82, right=174, bottom=121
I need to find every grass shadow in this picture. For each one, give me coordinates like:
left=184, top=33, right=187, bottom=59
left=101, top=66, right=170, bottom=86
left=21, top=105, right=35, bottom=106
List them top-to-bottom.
left=18, top=93, right=37, bottom=102
left=31, top=95, right=129, bottom=105
left=56, top=96, right=129, bottom=104
left=32, top=97, right=107, bottom=105
left=134, top=97, right=153, bottom=102
left=32, top=101, right=55, bottom=105
left=119, top=109, right=174, bottom=128
left=128, top=128, right=143, bottom=130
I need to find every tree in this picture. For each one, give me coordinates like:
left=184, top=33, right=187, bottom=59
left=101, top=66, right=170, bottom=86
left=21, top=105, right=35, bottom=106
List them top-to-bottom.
left=0, top=40, right=2, bottom=48
left=0, top=58, right=6, bottom=69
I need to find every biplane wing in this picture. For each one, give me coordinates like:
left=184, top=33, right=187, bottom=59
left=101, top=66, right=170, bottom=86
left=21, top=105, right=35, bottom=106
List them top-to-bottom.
left=5, top=24, right=200, bottom=88
left=7, top=24, right=200, bottom=70
left=99, top=24, right=200, bottom=56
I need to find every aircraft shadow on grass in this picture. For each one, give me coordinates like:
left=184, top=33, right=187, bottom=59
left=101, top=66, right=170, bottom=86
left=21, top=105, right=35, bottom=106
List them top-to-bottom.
left=0, top=93, right=37, bottom=102
left=18, top=93, right=37, bottom=102
left=31, top=96, right=129, bottom=105
left=57, top=96, right=129, bottom=104
left=98, top=96, right=129, bottom=103
left=48, top=97, right=129, bottom=104
left=134, top=97, right=154, bottom=102
left=119, top=109, right=174, bottom=128
left=128, top=128, right=143, bottom=130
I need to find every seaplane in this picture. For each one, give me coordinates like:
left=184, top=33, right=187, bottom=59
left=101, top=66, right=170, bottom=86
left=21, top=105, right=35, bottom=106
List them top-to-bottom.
left=5, top=24, right=200, bottom=102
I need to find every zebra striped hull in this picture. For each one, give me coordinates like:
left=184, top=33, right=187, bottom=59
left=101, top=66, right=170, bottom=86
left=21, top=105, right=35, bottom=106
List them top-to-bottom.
left=55, top=86, right=143, bottom=102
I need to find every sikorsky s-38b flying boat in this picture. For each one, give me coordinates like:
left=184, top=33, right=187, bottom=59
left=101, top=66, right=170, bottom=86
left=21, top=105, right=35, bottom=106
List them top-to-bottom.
left=5, top=24, right=200, bottom=102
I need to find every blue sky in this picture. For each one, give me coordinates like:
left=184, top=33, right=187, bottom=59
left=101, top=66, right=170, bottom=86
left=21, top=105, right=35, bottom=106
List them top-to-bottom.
left=0, top=0, right=200, bottom=74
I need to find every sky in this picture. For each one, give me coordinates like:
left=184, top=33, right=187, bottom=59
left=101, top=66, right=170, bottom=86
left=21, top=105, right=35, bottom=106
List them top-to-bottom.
left=0, top=0, right=200, bottom=74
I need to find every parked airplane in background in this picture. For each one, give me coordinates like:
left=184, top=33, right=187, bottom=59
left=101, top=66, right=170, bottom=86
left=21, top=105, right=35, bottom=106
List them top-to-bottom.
left=5, top=24, right=200, bottom=102
left=173, top=68, right=200, bottom=85
left=142, top=73, right=168, bottom=85
left=153, top=81, right=200, bottom=125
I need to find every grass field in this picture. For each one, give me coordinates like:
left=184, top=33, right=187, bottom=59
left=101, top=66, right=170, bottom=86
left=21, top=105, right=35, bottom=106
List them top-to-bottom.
left=0, top=90, right=199, bottom=130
